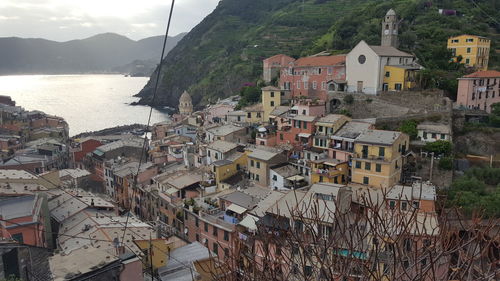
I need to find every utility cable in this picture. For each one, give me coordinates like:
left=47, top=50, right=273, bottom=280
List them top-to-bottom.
left=122, top=0, right=177, bottom=249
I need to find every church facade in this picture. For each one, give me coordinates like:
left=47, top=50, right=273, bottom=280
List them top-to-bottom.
left=346, top=9, right=421, bottom=94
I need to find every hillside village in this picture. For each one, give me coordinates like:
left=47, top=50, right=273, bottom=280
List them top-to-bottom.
left=0, top=8, right=498, bottom=281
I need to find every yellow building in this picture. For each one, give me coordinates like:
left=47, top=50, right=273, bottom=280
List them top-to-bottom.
left=447, top=35, right=490, bottom=70
left=382, top=65, right=419, bottom=91
left=261, top=86, right=290, bottom=122
left=242, top=103, right=264, bottom=125
left=313, top=114, right=350, bottom=149
left=351, top=130, right=409, bottom=188
left=212, top=151, right=248, bottom=191
left=310, top=158, right=349, bottom=185
left=134, top=239, right=174, bottom=271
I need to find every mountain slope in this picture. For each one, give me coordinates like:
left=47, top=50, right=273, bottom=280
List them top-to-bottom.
left=136, top=0, right=499, bottom=108
left=0, top=32, right=185, bottom=74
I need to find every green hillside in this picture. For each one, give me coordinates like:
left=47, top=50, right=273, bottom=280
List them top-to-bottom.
left=136, top=0, right=500, bottom=107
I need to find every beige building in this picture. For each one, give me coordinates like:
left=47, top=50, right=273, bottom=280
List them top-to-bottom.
left=247, top=149, right=287, bottom=187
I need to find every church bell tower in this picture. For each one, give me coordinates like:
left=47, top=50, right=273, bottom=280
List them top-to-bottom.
left=381, top=9, right=399, bottom=48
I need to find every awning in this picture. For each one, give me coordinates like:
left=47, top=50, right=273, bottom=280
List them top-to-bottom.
left=298, top=133, right=311, bottom=138
left=287, top=175, right=305, bottom=181
left=165, top=187, right=178, bottom=195
left=226, top=203, right=247, bottom=214
left=238, top=214, right=259, bottom=231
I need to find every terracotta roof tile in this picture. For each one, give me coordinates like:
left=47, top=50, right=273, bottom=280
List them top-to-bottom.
left=294, top=55, right=346, bottom=67
left=463, top=70, right=500, bottom=78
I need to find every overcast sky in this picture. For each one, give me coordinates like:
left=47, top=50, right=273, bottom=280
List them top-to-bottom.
left=0, top=0, right=220, bottom=41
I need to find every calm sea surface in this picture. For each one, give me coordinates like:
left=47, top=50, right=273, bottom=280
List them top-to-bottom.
left=0, top=75, right=170, bottom=136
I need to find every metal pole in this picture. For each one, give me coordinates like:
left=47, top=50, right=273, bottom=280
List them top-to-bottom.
left=429, top=152, right=434, bottom=182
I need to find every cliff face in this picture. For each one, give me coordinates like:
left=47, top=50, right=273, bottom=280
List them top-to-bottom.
left=135, top=0, right=368, bottom=107
left=136, top=0, right=500, bottom=108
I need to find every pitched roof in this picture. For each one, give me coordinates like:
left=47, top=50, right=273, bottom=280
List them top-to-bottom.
left=368, top=45, right=413, bottom=57
left=294, top=55, right=346, bottom=67
left=462, top=70, right=500, bottom=78
left=261, top=86, right=281, bottom=91
left=243, top=103, right=263, bottom=112
left=355, top=129, right=402, bottom=146
left=207, top=140, right=239, bottom=153
left=248, top=149, right=280, bottom=161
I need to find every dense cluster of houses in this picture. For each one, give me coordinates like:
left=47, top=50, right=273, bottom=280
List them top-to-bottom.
left=0, top=8, right=496, bottom=281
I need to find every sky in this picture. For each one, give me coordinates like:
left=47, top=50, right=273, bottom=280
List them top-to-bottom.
left=0, top=0, right=220, bottom=41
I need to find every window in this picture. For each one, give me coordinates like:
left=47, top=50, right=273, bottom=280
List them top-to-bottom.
left=466, top=38, right=474, bottom=42
left=452, top=39, right=459, bottom=43
left=358, top=55, right=366, bottom=64
left=465, top=58, right=470, bottom=64
left=327, top=67, right=333, bottom=75
left=385, top=71, right=390, bottom=77
left=304, top=81, right=308, bottom=89
left=312, top=81, right=317, bottom=89
left=321, top=81, right=326, bottom=90
left=297, top=82, right=300, bottom=89
left=395, top=83, right=402, bottom=90
left=270, top=92, right=274, bottom=97
left=270, top=101, right=274, bottom=107
left=247, top=112, right=251, bottom=118
left=256, top=112, right=261, bottom=118
left=303, top=122, right=307, bottom=129
left=318, top=126, right=323, bottom=132
left=423, top=132, right=427, bottom=139
left=280, top=133, right=283, bottom=140
left=432, top=133, right=437, bottom=139
left=440, top=134, right=445, bottom=140
left=379, top=147, right=385, bottom=157
left=207, top=150, right=211, bottom=157
left=250, top=160, right=254, bottom=167
left=256, top=161, right=260, bottom=169
left=355, top=161, right=361, bottom=169
left=365, top=162, right=371, bottom=170
left=376, top=163, right=381, bottom=172
left=255, top=174, right=260, bottom=181
left=272, top=174, right=277, bottom=181
left=319, top=176, right=324, bottom=182
left=363, top=176, right=369, bottom=184
left=389, top=200, right=396, bottom=210
left=401, top=201, right=408, bottom=211
left=413, top=201, right=420, bottom=209
left=195, top=217, right=199, bottom=227
left=204, top=222, right=208, bottom=232
left=213, top=226, right=218, bottom=237
left=224, top=230, right=229, bottom=241
left=12, top=233, right=23, bottom=243
left=196, top=234, right=199, bottom=242
left=213, top=243, right=218, bottom=255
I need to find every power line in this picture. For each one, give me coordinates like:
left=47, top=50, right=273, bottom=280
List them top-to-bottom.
left=122, top=0, right=177, bottom=254
left=470, top=0, right=500, bottom=25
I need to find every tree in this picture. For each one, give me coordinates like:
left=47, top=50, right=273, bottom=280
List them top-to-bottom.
left=489, top=102, right=500, bottom=127
left=399, top=120, right=418, bottom=139
left=423, top=140, right=452, bottom=155
left=438, top=157, right=453, bottom=170
left=200, top=186, right=499, bottom=281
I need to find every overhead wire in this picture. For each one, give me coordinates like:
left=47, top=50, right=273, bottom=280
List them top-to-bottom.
left=121, top=0, right=176, bottom=249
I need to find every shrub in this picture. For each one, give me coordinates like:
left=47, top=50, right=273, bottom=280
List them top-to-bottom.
left=343, top=94, right=354, bottom=105
left=339, top=109, right=352, bottom=117
left=399, top=120, right=418, bottom=139
left=423, top=140, right=452, bottom=155
left=438, top=157, right=453, bottom=170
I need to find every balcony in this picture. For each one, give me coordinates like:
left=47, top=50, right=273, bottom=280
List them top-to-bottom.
left=331, top=141, right=354, bottom=152
left=353, top=153, right=389, bottom=162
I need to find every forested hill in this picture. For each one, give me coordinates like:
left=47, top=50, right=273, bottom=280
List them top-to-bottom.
left=136, top=0, right=500, bottom=108
left=0, top=32, right=185, bottom=75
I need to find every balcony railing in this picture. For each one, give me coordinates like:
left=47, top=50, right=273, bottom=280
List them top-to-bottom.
left=353, top=153, right=389, bottom=162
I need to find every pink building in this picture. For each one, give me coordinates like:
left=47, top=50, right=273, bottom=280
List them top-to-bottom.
left=263, top=54, right=295, bottom=83
left=279, top=55, right=346, bottom=101
left=457, top=70, right=500, bottom=113
left=292, top=100, right=326, bottom=117
left=206, top=103, right=235, bottom=123
left=0, top=195, right=46, bottom=247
